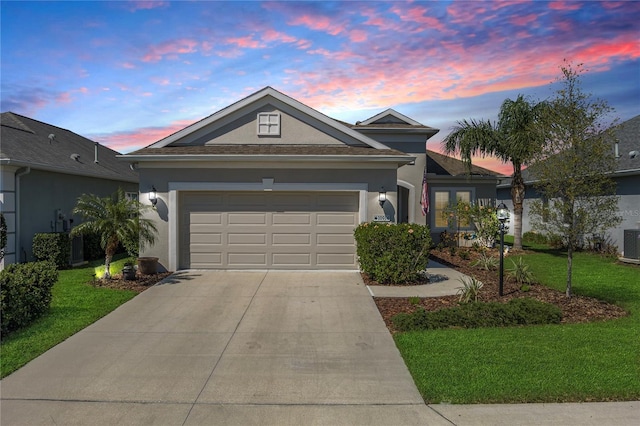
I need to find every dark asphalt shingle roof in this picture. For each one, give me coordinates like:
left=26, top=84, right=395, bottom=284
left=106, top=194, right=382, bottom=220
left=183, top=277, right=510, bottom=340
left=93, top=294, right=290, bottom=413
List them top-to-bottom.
left=1, top=112, right=138, bottom=182
left=615, top=114, right=640, bottom=171
left=128, top=144, right=409, bottom=157
left=427, top=149, right=500, bottom=177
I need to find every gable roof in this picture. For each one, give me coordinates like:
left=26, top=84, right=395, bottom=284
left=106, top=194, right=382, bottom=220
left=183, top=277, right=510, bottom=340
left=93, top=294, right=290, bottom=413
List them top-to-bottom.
left=146, top=86, right=390, bottom=150
left=358, top=108, right=423, bottom=126
left=1, top=112, right=138, bottom=183
left=427, top=149, right=500, bottom=177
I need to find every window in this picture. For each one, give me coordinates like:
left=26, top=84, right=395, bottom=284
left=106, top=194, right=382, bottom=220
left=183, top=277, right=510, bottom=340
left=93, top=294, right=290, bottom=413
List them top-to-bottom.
left=257, top=112, right=280, bottom=136
left=432, top=189, right=475, bottom=229
left=434, top=191, right=450, bottom=228
left=125, top=192, right=138, bottom=202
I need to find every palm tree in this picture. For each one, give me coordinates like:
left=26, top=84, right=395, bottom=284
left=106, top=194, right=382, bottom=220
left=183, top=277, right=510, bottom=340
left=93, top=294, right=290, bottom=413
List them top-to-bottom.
left=443, top=95, right=542, bottom=251
left=70, top=188, right=157, bottom=278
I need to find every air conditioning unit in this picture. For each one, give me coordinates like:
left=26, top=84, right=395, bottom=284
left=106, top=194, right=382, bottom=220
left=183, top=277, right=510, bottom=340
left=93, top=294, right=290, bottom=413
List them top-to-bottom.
left=623, top=230, right=640, bottom=259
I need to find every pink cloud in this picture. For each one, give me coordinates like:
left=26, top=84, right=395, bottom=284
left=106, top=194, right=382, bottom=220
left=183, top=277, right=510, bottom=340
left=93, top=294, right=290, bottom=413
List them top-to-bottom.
left=126, top=1, right=168, bottom=12
left=549, top=1, right=582, bottom=11
left=390, top=4, right=448, bottom=32
left=510, top=13, right=538, bottom=26
left=289, top=14, right=346, bottom=36
left=263, top=29, right=297, bottom=44
left=349, top=29, right=367, bottom=43
left=225, top=35, right=262, bottom=49
left=141, top=38, right=198, bottom=62
left=121, top=62, right=137, bottom=69
left=91, top=119, right=197, bottom=153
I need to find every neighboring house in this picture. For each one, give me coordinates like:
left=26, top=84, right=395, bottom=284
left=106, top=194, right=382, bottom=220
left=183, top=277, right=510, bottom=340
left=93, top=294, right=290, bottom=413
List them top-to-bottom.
left=121, top=87, right=499, bottom=271
left=0, top=112, right=138, bottom=268
left=497, top=114, right=640, bottom=256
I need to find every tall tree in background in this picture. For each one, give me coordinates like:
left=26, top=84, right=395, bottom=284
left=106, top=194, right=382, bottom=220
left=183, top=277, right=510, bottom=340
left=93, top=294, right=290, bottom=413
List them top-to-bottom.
left=528, top=62, right=620, bottom=298
left=443, top=95, right=542, bottom=250
left=70, top=188, right=157, bottom=278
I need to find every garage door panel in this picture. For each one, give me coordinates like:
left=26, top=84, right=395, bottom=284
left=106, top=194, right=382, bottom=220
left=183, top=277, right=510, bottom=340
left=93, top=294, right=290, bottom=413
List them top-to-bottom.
left=181, top=191, right=357, bottom=269
left=190, top=212, right=222, bottom=224
left=228, top=213, right=267, bottom=225
left=272, top=213, right=311, bottom=225
left=317, top=213, right=357, bottom=225
left=190, top=233, right=222, bottom=244
left=228, top=233, right=267, bottom=245
left=272, top=233, right=311, bottom=245
left=317, top=234, right=354, bottom=245
left=191, top=252, right=223, bottom=267
left=228, top=253, right=268, bottom=266
left=272, top=253, right=312, bottom=266
left=317, top=253, right=357, bottom=266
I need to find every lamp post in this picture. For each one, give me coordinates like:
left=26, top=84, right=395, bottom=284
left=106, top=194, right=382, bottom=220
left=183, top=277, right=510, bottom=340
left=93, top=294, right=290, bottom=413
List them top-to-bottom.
left=496, top=202, right=510, bottom=297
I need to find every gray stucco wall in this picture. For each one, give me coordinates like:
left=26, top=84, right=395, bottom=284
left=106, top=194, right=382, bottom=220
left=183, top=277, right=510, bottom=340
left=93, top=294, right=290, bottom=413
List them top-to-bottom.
left=137, top=165, right=398, bottom=271
left=18, top=170, right=137, bottom=262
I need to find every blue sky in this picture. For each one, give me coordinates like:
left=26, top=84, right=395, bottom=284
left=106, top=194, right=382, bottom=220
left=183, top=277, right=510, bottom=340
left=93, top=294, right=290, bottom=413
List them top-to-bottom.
left=2, top=0, right=638, bottom=174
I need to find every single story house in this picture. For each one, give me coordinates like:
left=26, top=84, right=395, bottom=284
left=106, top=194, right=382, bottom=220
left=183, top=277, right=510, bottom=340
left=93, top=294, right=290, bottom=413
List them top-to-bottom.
left=122, top=87, right=499, bottom=271
left=0, top=112, right=139, bottom=268
left=497, top=114, right=640, bottom=257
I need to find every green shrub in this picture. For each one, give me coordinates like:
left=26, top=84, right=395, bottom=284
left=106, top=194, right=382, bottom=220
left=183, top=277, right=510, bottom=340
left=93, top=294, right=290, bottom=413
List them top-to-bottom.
left=0, top=213, right=7, bottom=261
left=354, top=222, right=432, bottom=284
left=82, top=231, right=105, bottom=261
left=522, top=231, right=548, bottom=245
left=32, top=233, right=70, bottom=269
left=0, top=261, right=58, bottom=335
left=456, top=276, right=483, bottom=303
left=392, top=298, right=562, bottom=331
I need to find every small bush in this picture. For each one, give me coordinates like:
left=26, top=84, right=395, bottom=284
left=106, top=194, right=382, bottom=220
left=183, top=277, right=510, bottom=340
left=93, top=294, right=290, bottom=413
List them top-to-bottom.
left=354, top=222, right=432, bottom=284
left=82, top=231, right=105, bottom=261
left=522, top=231, right=549, bottom=245
left=32, top=233, right=70, bottom=269
left=459, top=250, right=470, bottom=260
left=472, top=252, right=499, bottom=270
left=507, top=257, right=535, bottom=285
left=0, top=261, right=58, bottom=335
left=456, top=276, right=483, bottom=303
left=392, top=298, right=562, bottom=331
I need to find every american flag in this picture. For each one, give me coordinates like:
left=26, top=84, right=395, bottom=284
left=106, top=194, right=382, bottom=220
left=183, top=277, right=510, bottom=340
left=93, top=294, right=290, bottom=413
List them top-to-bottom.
left=420, top=165, right=429, bottom=216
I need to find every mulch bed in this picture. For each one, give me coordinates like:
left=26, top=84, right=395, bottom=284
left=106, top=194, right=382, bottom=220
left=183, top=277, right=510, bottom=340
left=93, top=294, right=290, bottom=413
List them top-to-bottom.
left=374, top=247, right=628, bottom=333
left=90, top=272, right=173, bottom=293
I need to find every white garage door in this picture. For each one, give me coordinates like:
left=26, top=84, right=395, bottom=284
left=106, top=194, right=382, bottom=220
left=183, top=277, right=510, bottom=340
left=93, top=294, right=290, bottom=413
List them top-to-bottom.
left=180, top=191, right=359, bottom=269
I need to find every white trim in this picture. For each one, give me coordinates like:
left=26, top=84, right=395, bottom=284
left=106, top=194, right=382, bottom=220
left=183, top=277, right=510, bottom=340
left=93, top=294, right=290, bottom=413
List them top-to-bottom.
left=146, top=87, right=390, bottom=150
left=397, top=179, right=415, bottom=224
left=167, top=181, right=369, bottom=271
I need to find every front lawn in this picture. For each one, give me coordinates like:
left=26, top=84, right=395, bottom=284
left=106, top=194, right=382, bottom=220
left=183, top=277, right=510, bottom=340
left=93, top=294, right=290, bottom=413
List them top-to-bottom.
left=394, top=248, right=640, bottom=403
left=1, top=257, right=138, bottom=378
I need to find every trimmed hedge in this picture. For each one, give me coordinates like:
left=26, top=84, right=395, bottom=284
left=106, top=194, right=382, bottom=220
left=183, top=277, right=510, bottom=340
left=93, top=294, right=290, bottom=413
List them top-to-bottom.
left=354, top=222, right=432, bottom=284
left=32, top=233, right=70, bottom=269
left=0, top=261, right=58, bottom=335
left=392, top=298, right=562, bottom=331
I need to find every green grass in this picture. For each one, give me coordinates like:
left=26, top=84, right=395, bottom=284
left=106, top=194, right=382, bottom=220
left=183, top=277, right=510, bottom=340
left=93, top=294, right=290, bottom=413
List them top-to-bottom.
left=395, top=247, right=640, bottom=403
left=1, top=256, right=137, bottom=378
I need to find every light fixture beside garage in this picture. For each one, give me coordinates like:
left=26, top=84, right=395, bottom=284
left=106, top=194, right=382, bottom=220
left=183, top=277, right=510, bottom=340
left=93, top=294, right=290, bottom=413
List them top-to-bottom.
left=149, top=186, right=158, bottom=207
left=379, top=187, right=386, bottom=207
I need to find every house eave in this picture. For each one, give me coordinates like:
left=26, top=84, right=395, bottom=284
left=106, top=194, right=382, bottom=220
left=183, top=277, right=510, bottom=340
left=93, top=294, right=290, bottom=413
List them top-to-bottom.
left=118, top=153, right=416, bottom=165
left=0, top=158, right=138, bottom=183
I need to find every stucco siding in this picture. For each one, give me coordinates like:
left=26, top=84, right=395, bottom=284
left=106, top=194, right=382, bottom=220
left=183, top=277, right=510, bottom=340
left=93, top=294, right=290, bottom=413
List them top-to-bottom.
left=137, top=166, right=397, bottom=271
left=18, top=170, right=138, bottom=262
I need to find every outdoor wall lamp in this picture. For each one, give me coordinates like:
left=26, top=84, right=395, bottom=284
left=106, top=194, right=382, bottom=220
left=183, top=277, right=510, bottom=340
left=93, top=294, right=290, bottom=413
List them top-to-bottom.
left=149, top=186, right=158, bottom=207
left=379, top=188, right=387, bottom=207
left=496, top=202, right=510, bottom=297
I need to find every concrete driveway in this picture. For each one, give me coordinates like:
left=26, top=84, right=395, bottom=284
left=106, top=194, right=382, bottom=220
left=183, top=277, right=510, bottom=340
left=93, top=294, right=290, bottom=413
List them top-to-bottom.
left=0, top=271, right=448, bottom=425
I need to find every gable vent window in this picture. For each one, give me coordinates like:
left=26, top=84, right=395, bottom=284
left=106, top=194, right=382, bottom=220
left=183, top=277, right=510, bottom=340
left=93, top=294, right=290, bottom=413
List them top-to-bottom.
left=257, top=112, right=281, bottom=136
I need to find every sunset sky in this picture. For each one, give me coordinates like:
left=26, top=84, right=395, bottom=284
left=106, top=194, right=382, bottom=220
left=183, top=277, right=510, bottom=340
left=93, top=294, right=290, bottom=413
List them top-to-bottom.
left=2, top=0, right=639, bottom=175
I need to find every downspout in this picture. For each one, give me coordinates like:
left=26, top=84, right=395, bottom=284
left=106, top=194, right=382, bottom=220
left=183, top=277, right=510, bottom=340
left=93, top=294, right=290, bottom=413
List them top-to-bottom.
left=15, top=166, right=31, bottom=263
